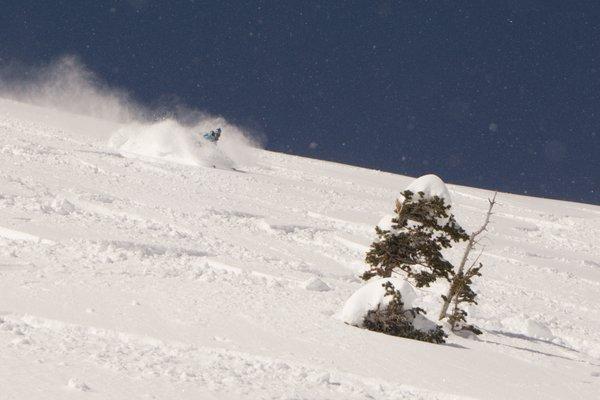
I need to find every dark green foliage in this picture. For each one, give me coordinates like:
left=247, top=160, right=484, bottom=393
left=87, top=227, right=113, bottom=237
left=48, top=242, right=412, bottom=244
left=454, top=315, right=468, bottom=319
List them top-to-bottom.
left=362, top=190, right=468, bottom=287
left=446, top=264, right=483, bottom=335
left=363, top=282, right=447, bottom=344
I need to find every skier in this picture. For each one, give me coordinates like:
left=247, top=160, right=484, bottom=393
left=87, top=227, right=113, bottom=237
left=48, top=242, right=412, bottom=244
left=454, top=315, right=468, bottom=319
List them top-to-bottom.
left=202, top=128, right=221, bottom=143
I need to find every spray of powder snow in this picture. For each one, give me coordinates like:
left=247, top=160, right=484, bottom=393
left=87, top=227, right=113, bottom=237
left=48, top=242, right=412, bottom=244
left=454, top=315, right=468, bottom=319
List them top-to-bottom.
left=0, top=55, right=139, bottom=122
left=0, top=56, right=262, bottom=169
left=108, top=118, right=258, bottom=169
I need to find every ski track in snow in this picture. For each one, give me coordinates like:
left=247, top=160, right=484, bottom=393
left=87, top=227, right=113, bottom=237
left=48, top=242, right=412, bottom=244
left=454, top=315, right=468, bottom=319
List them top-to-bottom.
left=1, top=98, right=599, bottom=399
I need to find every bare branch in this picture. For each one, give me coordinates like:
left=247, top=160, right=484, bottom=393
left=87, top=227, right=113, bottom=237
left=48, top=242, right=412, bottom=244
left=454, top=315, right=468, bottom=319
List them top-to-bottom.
left=439, top=192, right=497, bottom=321
left=471, top=192, right=497, bottom=238
left=466, top=247, right=485, bottom=272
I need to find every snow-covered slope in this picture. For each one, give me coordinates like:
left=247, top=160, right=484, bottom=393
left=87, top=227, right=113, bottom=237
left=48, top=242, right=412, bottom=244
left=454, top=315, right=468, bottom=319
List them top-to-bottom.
left=1, top=97, right=599, bottom=399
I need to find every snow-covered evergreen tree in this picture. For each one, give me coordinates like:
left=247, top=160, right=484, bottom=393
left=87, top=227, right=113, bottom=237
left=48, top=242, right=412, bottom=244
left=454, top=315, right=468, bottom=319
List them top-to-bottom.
left=355, top=175, right=469, bottom=342
left=362, top=189, right=468, bottom=287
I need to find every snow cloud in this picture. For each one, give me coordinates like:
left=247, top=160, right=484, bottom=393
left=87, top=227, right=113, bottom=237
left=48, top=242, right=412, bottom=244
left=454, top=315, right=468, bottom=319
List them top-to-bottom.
left=0, top=55, right=263, bottom=168
left=0, top=55, right=138, bottom=122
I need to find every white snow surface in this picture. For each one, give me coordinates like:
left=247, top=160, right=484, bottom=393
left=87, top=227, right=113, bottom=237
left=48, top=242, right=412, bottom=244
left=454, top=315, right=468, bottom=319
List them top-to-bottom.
left=1, top=97, right=600, bottom=399
left=340, top=278, right=417, bottom=326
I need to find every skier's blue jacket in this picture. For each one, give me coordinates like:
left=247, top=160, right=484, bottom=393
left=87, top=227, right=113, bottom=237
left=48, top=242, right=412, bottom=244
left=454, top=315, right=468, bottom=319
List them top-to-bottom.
left=203, top=128, right=221, bottom=142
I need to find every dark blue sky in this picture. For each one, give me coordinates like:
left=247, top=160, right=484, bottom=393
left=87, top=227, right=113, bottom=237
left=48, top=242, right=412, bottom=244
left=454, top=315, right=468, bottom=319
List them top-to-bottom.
left=1, top=1, right=598, bottom=204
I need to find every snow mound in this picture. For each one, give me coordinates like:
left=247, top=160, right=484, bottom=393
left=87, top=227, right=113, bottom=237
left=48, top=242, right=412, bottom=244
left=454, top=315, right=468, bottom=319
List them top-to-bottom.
left=107, top=119, right=257, bottom=169
left=377, top=174, right=453, bottom=232
left=402, top=174, right=452, bottom=206
left=48, top=196, right=75, bottom=215
left=303, top=277, right=332, bottom=292
left=340, top=278, right=416, bottom=326
left=412, top=314, right=441, bottom=333
left=501, top=316, right=555, bottom=340
left=525, top=319, right=554, bottom=340
left=67, top=378, right=90, bottom=392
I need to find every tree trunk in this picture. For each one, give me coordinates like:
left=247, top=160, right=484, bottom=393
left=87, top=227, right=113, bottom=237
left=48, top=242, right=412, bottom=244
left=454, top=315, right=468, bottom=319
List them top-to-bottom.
left=438, top=192, right=497, bottom=321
